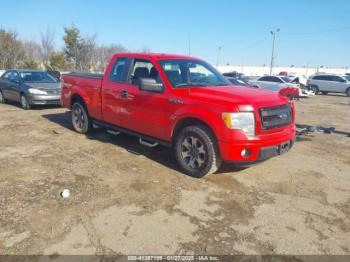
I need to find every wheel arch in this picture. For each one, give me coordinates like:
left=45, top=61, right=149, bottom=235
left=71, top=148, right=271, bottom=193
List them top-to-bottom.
left=346, top=86, right=350, bottom=96
left=71, top=93, right=88, bottom=110
left=171, top=117, right=218, bottom=143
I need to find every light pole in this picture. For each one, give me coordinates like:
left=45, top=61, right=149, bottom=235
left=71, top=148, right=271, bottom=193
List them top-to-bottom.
left=269, top=29, right=280, bottom=75
left=216, top=46, right=222, bottom=68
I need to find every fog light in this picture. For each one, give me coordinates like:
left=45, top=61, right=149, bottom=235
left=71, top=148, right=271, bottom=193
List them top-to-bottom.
left=241, top=149, right=252, bottom=157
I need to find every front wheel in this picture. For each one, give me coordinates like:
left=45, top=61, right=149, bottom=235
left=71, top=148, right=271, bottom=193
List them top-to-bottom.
left=310, top=85, right=319, bottom=94
left=346, top=88, right=350, bottom=97
left=0, top=90, right=6, bottom=104
left=20, top=94, right=31, bottom=110
left=71, top=102, right=93, bottom=134
left=174, top=125, right=222, bottom=178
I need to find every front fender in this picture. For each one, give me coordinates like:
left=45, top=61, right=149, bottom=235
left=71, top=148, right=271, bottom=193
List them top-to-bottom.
left=168, top=105, right=224, bottom=140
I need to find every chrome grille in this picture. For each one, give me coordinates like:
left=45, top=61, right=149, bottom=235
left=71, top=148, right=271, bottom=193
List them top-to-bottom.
left=259, top=104, right=292, bottom=130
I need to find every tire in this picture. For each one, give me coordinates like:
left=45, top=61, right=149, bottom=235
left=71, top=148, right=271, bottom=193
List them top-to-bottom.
left=310, top=85, right=319, bottom=94
left=346, top=88, right=350, bottom=97
left=0, top=90, right=6, bottom=104
left=321, top=91, right=328, bottom=95
left=20, top=94, right=31, bottom=110
left=71, top=102, right=93, bottom=134
left=174, top=125, right=222, bottom=178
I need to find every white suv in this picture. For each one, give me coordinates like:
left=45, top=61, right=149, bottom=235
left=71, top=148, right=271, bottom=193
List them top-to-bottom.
left=308, top=74, right=350, bottom=96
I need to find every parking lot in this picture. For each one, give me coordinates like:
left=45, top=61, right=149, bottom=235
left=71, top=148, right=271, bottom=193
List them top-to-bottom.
left=0, top=94, right=349, bottom=255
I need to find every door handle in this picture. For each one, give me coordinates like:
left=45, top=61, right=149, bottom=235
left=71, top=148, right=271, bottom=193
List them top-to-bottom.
left=120, top=90, right=128, bottom=98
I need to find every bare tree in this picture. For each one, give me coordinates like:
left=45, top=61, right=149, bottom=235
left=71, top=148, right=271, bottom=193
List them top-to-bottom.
left=39, top=28, right=55, bottom=67
left=0, top=29, right=25, bottom=69
left=77, top=34, right=97, bottom=71
left=23, top=41, right=41, bottom=61
left=94, top=44, right=128, bottom=72
left=140, top=46, right=152, bottom=53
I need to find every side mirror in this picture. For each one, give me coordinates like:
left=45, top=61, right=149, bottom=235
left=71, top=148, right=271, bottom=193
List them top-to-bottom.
left=139, top=78, right=163, bottom=93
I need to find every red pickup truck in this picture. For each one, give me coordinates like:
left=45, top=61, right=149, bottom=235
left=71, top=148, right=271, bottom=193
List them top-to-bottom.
left=61, top=53, right=296, bottom=177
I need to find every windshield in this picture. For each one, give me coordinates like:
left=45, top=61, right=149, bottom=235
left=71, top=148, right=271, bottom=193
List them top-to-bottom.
left=159, top=59, right=229, bottom=88
left=20, top=71, right=58, bottom=83
left=344, top=75, right=350, bottom=82
left=281, top=77, right=291, bottom=83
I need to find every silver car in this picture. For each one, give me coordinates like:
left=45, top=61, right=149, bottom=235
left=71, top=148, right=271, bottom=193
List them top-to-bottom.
left=0, top=70, right=61, bottom=109
left=308, top=74, right=350, bottom=96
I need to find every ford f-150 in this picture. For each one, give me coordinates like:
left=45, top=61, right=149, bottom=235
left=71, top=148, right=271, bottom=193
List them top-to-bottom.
left=61, top=53, right=296, bottom=177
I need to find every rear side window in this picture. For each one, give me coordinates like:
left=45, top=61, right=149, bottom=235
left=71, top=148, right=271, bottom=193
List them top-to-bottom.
left=109, top=58, right=130, bottom=83
left=2, top=71, right=12, bottom=80
left=313, top=75, right=331, bottom=81
left=259, top=76, right=280, bottom=82
left=259, top=76, right=270, bottom=82
left=331, top=76, right=345, bottom=82
left=270, top=77, right=283, bottom=83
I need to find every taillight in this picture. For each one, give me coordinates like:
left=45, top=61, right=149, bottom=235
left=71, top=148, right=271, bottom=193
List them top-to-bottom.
left=279, top=87, right=299, bottom=100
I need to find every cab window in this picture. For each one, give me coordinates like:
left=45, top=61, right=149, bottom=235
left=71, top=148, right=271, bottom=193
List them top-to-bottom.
left=109, top=58, right=131, bottom=83
left=129, top=59, right=162, bottom=85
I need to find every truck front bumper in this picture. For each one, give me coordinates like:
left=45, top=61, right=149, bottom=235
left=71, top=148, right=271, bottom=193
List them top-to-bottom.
left=218, top=127, right=296, bottom=164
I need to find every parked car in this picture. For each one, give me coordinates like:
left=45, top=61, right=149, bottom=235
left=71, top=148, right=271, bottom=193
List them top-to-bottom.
left=61, top=53, right=295, bottom=178
left=0, top=69, right=61, bottom=109
left=0, top=70, right=5, bottom=77
left=222, top=71, right=244, bottom=78
left=288, top=74, right=308, bottom=87
left=307, top=74, right=350, bottom=96
left=248, top=75, right=313, bottom=97
left=225, top=77, right=249, bottom=86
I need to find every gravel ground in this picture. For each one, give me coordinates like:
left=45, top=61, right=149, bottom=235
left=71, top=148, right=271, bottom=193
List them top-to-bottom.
left=0, top=94, right=349, bottom=256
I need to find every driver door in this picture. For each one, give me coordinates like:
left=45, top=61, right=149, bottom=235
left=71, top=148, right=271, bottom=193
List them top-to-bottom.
left=120, top=58, right=169, bottom=140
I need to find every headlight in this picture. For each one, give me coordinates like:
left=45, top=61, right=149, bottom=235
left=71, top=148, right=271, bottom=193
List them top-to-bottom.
left=28, top=88, right=47, bottom=95
left=222, top=112, right=255, bottom=137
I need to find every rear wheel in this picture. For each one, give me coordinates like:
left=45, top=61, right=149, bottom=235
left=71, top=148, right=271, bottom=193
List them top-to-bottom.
left=310, top=85, right=319, bottom=94
left=346, top=88, right=350, bottom=97
left=0, top=90, right=6, bottom=104
left=20, top=94, right=31, bottom=110
left=72, top=102, right=92, bottom=134
left=174, top=125, right=221, bottom=178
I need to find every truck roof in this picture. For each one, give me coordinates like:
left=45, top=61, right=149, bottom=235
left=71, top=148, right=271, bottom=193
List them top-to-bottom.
left=113, top=53, right=200, bottom=61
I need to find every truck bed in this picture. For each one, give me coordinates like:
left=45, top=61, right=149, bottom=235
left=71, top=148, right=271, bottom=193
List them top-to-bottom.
left=61, top=72, right=104, bottom=120
left=64, top=72, right=104, bottom=79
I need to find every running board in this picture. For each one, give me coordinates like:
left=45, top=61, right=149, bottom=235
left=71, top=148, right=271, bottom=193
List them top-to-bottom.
left=92, top=120, right=171, bottom=147
left=107, top=130, right=121, bottom=136
left=139, top=138, right=158, bottom=148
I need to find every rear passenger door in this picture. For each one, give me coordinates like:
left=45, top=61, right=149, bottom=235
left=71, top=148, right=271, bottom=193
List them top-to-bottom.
left=101, top=57, right=132, bottom=126
left=318, top=76, right=333, bottom=92
left=331, top=76, right=347, bottom=92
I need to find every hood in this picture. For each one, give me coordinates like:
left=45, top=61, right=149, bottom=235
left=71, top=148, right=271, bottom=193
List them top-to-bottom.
left=24, top=82, right=61, bottom=90
left=175, top=85, right=290, bottom=110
